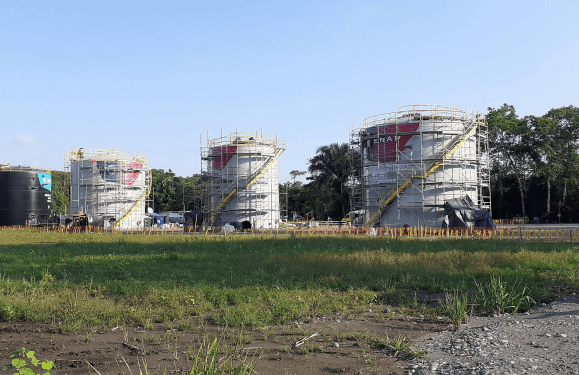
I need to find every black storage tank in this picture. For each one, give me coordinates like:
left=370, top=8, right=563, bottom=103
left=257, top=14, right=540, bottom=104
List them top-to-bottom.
left=0, top=165, right=52, bottom=226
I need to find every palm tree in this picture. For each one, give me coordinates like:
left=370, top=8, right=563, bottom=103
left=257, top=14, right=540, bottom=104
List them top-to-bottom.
left=307, top=143, right=350, bottom=219
left=289, top=170, right=307, bottom=184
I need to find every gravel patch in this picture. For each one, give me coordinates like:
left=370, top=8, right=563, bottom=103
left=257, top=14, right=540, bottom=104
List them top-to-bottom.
left=407, top=292, right=579, bottom=375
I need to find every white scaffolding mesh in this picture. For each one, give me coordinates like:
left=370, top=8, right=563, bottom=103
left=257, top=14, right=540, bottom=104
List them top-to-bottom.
left=349, top=105, right=490, bottom=227
left=201, top=131, right=286, bottom=229
left=65, top=148, right=151, bottom=229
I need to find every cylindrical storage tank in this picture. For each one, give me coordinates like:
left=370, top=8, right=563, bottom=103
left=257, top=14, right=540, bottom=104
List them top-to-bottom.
left=350, top=105, right=489, bottom=227
left=202, top=132, right=285, bottom=229
left=66, top=148, right=150, bottom=230
left=0, top=165, right=52, bottom=226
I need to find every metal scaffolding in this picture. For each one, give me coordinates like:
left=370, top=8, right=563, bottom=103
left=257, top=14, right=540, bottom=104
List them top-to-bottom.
left=349, top=105, right=490, bottom=227
left=201, top=130, right=286, bottom=229
left=65, top=148, right=151, bottom=229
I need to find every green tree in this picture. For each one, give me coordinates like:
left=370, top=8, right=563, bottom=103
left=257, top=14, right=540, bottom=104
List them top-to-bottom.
left=487, top=104, right=536, bottom=217
left=487, top=104, right=579, bottom=222
left=542, top=105, right=579, bottom=211
left=531, top=116, right=560, bottom=214
left=307, top=143, right=351, bottom=220
left=149, top=169, right=205, bottom=212
left=150, top=169, right=178, bottom=212
left=50, top=170, right=70, bottom=214
left=289, top=170, right=307, bottom=183
left=182, top=174, right=204, bottom=211
left=281, top=180, right=312, bottom=220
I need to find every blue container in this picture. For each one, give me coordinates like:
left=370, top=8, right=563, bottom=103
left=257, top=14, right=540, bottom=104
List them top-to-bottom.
left=156, top=215, right=164, bottom=226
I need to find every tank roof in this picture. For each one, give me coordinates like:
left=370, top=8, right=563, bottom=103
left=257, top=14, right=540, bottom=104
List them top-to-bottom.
left=65, top=147, right=148, bottom=164
left=0, top=164, right=51, bottom=172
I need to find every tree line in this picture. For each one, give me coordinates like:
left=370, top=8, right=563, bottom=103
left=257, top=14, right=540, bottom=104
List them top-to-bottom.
left=488, top=104, right=579, bottom=222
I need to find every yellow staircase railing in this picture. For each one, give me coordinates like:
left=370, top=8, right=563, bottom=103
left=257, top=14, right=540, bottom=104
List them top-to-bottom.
left=365, top=122, right=479, bottom=227
left=206, top=148, right=284, bottom=225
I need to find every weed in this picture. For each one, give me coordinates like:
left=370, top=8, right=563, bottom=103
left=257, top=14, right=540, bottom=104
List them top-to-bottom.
left=474, top=276, right=536, bottom=315
left=439, top=289, right=470, bottom=328
left=409, top=291, right=419, bottom=308
left=374, top=311, right=385, bottom=321
left=177, top=320, right=192, bottom=331
left=256, top=325, right=274, bottom=340
left=280, top=325, right=307, bottom=336
left=120, top=327, right=130, bottom=343
left=161, top=330, right=184, bottom=344
left=232, top=330, right=254, bottom=346
left=334, top=330, right=370, bottom=342
left=131, top=331, right=162, bottom=345
left=369, top=335, right=426, bottom=360
left=297, top=341, right=322, bottom=354
left=2, top=348, right=55, bottom=375
left=362, top=349, right=375, bottom=365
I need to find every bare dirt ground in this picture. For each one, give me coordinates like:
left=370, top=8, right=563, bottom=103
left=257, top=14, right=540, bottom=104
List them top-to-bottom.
left=0, top=311, right=447, bottom=375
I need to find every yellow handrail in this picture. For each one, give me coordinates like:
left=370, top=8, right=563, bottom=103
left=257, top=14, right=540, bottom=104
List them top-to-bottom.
left=246, top=149, right=284, bottom=189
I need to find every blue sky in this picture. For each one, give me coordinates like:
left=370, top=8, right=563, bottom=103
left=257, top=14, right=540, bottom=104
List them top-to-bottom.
left=1, top=1, right=578, bottom=179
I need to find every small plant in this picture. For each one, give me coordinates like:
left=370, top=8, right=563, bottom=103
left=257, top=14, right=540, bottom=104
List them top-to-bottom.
left=474, top=276, right=535, bottom=315
left=439, top=289, right=470, bottom=328
left=409, top=291, right=419, bottom=309
left=0, top=304, right=16, bottom=321
left=177, top=320, right=192, bottom=331
left=257, top=325, right=274, bottom=340
left=334, top=329, right=370, bottom=342
left=161, top=330, right=184, bottom=344
left=232, top=330, right=254, bottom=346
left=131, top=331, right=162, bottom=345
left=369, top=335, right=425, bottom=360
left=386, top=336, right=411, bottom=357
left=188, top=338, right=260, bottom=374
left=2, top=348, right=55, bottom=375
left=361, top=349, right=375, bottom=365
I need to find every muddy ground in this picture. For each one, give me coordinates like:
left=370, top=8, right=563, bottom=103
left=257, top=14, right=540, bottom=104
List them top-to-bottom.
left=0, top=310, right=448, bottom=375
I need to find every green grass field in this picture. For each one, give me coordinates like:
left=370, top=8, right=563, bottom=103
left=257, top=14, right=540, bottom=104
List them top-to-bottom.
left=1, top=229, right=578, bottom=331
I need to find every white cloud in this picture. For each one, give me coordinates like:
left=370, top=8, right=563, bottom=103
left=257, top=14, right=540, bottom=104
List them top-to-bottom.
left=14, top=134, right=41, bottom=145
